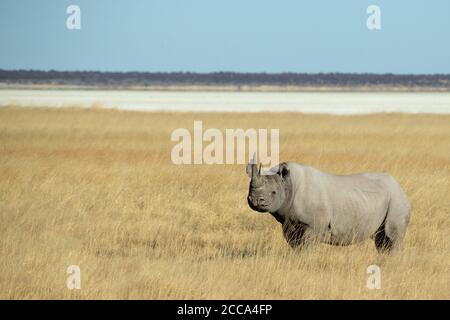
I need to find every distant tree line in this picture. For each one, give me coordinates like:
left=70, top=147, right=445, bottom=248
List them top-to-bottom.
left=1, top=70, right=449, bottom=88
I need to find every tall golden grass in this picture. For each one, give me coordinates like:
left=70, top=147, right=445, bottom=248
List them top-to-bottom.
left=0, top=106, right=449, bottom=299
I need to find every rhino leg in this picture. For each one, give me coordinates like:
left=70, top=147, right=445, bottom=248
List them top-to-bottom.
left=373, top=176, right=411, bottom=253
left=374, top=198, right=411, bottom=253
left=282, top=219, right=311, bottom=249
left=373, top=221, right=393, bottom=253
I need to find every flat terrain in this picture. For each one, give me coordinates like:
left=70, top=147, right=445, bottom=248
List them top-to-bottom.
left=2, top=89, right=450, bottom=114
left=0, top=106, right=449, bottom=299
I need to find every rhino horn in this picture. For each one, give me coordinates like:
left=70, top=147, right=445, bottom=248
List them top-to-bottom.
left=246, top=152, right=258, bottom=178
left=252, top=162, right=258, bottom=180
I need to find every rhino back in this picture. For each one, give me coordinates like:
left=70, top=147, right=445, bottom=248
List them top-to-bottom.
left=285, top=163, right=392, bottom=244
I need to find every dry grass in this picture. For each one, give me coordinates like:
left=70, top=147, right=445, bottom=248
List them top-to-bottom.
left=0, top=106, right=449, bottom=299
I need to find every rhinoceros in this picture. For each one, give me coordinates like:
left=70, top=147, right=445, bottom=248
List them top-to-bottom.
left=246, top=161, right=411, bottom=253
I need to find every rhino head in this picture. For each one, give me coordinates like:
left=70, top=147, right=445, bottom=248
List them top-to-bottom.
left=246, top=161, right=290, bottom=213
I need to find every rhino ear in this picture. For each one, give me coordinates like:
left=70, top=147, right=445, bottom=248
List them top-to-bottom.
left=278, top=163, right=290, bottom=178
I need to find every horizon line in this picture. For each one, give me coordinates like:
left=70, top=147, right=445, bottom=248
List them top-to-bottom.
left=2, top=69, right=450, bottom=77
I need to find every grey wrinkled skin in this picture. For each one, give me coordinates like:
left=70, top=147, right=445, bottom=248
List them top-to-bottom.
left=246, top=162, right=411, bottom=253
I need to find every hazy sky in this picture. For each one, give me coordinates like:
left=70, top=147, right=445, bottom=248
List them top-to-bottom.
left=0, top=0, right=449, bottom=73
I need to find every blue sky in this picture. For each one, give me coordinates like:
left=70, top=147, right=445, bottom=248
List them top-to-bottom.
left=0, top=0, right=449, bottom=74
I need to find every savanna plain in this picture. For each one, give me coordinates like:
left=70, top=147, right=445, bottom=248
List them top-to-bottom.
left=0, top=106, right=449, bottom=299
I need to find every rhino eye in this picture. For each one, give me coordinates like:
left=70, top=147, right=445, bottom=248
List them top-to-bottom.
left=272, top=191, right=276, bottom=195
